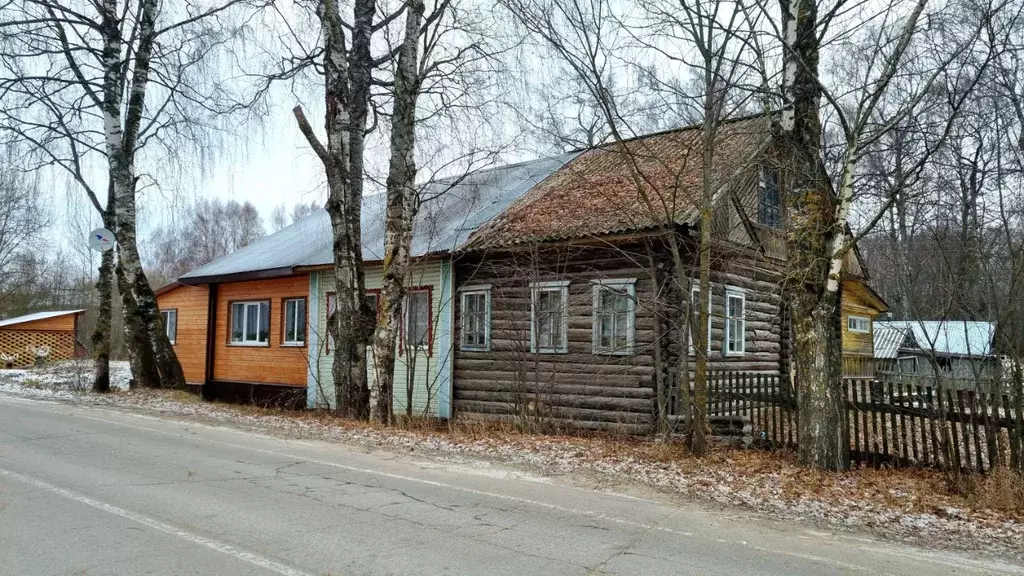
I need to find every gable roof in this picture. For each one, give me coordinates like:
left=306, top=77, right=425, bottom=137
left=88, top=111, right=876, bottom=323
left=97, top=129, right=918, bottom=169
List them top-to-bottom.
left=462, top=114, right=774, bottom=250
left=178, top=154, right=577, bottom=283
left=0, top=309, right=84, bottom=329
left=874, top=320, right=996, bottom=359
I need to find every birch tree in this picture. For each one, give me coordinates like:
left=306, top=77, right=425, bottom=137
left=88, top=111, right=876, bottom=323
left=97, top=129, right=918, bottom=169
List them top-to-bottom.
left=0, top=0, right=262, bottom=390
left=291, top=0, right=378, bottom=417
left=770, top=0, right=1003, bottom=469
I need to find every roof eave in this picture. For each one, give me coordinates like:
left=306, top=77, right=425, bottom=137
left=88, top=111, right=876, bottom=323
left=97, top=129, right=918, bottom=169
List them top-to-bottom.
left=178, top=267, right=297, bottom=286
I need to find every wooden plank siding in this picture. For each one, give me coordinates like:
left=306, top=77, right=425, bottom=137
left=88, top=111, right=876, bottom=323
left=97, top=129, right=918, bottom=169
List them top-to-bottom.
left=451, top=241, right=786, bottom=431
left=314, top=260, right=452, bottom=416
left=213, top=275, right=310, bottom=386
left=841, top=279, right=882, bottom=358
left=157, top=284, right=209, bottom=385
left=4, top=314, right=77, bottom=332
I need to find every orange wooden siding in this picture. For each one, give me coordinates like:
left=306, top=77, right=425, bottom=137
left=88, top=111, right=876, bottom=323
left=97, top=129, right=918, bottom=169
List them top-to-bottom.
left=213, top=275, right=309, bottom=386
left=157, top=284, right=210, bottom=385
left=6, top=314, right=77, bottom=332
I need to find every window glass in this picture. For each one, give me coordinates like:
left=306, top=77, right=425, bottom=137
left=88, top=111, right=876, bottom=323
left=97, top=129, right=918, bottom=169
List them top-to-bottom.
left=759, top=167, right=781, bottom=228
left=594, top=283, right=633, bottom=353
left=689, top=286, right=711, bottom=354
left=533, top=287, right=565, bottom=351
left=406, top=290, right=430, bottom=348
left=461, top=290, right=489, bottom=350
left=725, top=292, right=745, bottom=355
left=284, top=298, right=306, bottom=345
left=231, top=301, right=270, bottom=345
left=161, top=310, right=177, bottom=343
left=847, top=316, right=870, bottom=333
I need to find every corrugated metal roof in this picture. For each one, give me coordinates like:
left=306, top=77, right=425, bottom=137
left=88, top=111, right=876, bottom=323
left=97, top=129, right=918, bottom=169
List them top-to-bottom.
left=463, top=114, right=773, bottom=250
left=179, top=153, right=577, bottom=281
left=0, top=310, right=84, bottom=329
left=874, top=320, right=995, bottom=358
left=873, top=323, right=908, bottom=359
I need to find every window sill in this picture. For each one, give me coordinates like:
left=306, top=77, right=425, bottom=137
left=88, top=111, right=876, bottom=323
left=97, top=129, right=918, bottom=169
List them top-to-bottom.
left=848, top=330, right=870, bottom=334
left=228, top=342, right=270, bottom=347
left=281, top=342, right=306, bottom=348
left=460, top=346, right=490, bottom=353
left=532, top=349, right=568, bottom=354
left=593, top=349, right=634, bottom=356
left=723, top=351, right=746, bottom=358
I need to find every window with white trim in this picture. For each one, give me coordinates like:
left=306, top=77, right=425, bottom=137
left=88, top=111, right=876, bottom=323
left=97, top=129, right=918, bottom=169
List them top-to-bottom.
left=592, top=279, right=635, bottom=355
left=531, top=281, right=569, bottom=353
left=688, top=285, right=712, bottom=355
left=460, top=287, right=491, bottom=351
left=724, top=288, right=745, bottom=356
left=405, top=289, right=431, bottom=349
left=283, top=298, right=306, bottom=346
left=230, top=301, right=270, bottom=345
left=161, top=309, right=177, bottom=345
left=847, top=315, right=870, bottom=333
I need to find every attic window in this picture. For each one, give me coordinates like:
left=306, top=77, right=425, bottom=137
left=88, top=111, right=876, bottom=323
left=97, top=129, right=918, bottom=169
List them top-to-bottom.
left=758, top=166, right=781, bottom=228
left=847, top=315, right=870, bottom=334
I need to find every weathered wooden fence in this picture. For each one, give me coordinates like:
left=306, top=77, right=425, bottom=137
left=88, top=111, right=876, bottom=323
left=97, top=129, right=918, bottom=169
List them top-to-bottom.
left=705, top=371, right=1024, bottom=473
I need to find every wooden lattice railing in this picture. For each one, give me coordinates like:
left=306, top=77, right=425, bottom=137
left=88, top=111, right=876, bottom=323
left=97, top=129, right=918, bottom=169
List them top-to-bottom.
left=0, top=330, right=79, bottom=368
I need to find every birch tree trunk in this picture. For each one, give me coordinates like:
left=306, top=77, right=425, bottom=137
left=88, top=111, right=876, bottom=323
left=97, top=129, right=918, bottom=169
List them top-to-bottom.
left=99, top=0, right=185, bottom=389
left=294, top=0, right=378, bottom=417
left=369, top=0, right=426, bottom=425
left=777, top=0, right=849, bottom=470
left=91, top=243, right=114, bottom=393
left=116, top=261, right=161, bottom=389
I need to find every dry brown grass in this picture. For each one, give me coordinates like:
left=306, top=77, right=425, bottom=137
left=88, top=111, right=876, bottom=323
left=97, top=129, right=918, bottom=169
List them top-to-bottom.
left=968, top=467, right=1024, bottom=514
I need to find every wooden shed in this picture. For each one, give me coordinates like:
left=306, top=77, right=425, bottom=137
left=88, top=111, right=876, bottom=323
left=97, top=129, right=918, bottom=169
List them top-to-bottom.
left=0, top=310, right=86, bottom=368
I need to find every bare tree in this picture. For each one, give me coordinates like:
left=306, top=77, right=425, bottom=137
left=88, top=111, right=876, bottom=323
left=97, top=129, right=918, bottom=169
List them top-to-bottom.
left=0, top=0, right=264, bottom=390
left=771, top=0, right=1003, bottom=469
left=0, top=152, right=48, bottom=310
left=146, top=199, right=266, bottom=281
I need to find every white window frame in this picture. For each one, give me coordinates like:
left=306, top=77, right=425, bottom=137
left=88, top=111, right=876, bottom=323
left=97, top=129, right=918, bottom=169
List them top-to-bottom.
left=591, top=279, right=636, bottom=355
left=530, top=280, right=569, bottom=354
left=459, top=285, right=492, bottom=352
left=688, top=285, right=712, bottom=355
left=723, top=286, right=746, bottom=356
left=282, top=297, right=306, bottom=346
left=230, top=300, right=270, bottom=346
left=161, top=309, right=177, bottom=345
left=847, top=315, right=870, bottom=334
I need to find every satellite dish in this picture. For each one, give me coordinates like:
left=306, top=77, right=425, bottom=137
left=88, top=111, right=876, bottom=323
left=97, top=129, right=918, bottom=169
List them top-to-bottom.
left=89, top=228, right=115, bottom=252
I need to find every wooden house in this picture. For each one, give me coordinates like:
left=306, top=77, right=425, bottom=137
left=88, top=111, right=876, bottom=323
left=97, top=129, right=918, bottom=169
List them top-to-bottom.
left=157, top=113, right=885, bottom=428
left=446, top=115, right=886, bottom=430
left=0, top=310, right=86, bottom=368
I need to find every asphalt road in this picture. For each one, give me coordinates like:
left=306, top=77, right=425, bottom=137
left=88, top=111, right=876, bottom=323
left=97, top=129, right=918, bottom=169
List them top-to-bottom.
left=1, top=396, right=1021, bottom=576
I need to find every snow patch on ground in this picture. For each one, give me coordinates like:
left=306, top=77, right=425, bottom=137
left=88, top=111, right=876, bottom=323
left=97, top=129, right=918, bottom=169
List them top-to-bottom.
left=0, top=360, right=131, bottom=399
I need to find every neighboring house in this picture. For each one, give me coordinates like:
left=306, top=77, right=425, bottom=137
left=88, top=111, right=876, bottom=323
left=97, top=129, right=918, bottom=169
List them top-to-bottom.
left=157, top=114, right=886, bottom=429
left=156, top=154, right=575, bottom=414
left=0, top=310, right=86, bottom=368
left=873, top=320, right=998, bottom=382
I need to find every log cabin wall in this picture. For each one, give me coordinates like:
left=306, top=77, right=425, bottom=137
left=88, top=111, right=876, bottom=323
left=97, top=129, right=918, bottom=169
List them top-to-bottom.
left=451, top=239, right=786, bottom=431
left=453, top=243, right=660, bottom=432
left=156, top=284, right=209, bottom=385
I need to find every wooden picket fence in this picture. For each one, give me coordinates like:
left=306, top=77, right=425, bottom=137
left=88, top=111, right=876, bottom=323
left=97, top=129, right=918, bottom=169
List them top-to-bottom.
left=705, top=371, right=1024, bottom=473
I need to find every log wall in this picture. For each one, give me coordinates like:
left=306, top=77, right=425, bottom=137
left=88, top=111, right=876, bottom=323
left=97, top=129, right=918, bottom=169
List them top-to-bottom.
left=452, top=240, right=787, bottom=431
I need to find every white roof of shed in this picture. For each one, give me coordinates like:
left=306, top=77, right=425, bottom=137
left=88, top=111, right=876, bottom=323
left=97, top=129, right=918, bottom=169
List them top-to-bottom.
left=179, top=154, right=577, bottom=282
left=0, top=310, right=84, bottom=329
left=874, top=320, right=995, bottom=358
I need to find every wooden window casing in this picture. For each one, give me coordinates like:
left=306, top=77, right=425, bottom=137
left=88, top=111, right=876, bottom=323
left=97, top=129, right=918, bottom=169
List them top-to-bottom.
left=758, top=166, right=781, bottom=228
left=591, top=279, right=636, bottom=355
left=530, top=281, right=569, bottom=354
left=688, top=285, right=712, bottom=355
left=402, top=286, right=433, bottom=356
left=459, top=286, right=491, bottom=352
left=724, top=287, right=746, bottom=356
left=847, top=315, right=870, bottom=334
